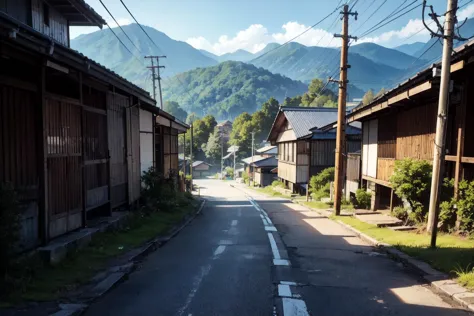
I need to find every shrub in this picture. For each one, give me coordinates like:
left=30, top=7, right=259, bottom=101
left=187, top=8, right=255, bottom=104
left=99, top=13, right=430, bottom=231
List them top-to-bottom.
left=390, top=158, right=432, bottom=223
left=141, top=167, right=184, bottom=212
left=224, top=167, right=234, bottom=178
left=309, top=167, right=334, bottom=201
left=242, top=171, right=249, bottom=184
left=441, top=179, right=474, bottom=233
left=271, top=180, right=284, bottom=188
left=0, top=183, right=20, bottom=292
left=355, top=189, right=371, bottom=209
left=392, top=206, right=410, bottom=223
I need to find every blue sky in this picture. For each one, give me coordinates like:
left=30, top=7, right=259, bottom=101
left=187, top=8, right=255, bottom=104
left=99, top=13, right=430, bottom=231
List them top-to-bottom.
left=72, top=0, right=474, bottom=55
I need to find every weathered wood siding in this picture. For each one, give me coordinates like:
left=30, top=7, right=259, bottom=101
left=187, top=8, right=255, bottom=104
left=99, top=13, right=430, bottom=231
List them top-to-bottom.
left=0, top=0, right=30, bottom=24
left=31, top=0, right=68, bottom=46
left=0, top=83, right=39, bottom=249
left=83, top=87, right=109, bottom=211
left=107, top=92, right=128, bottom=209
left=45, top=95, right=83, bottom=238
left=395, top=102, right=436, bottom=160
left=128, top=106, right=141, bottom=203
left=378, top=114, right=396, bottom=158
left=310, top=140, right=336, bottom=166
left=346, top=153, right=360, bottom=183
left=377, top=158, right=395, bottom=182
left=278, top=161, right=296, bottom=183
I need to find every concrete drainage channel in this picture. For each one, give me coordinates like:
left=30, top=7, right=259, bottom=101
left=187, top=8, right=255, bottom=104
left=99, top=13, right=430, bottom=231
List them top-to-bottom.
left=246, top=194, right=310, bottom=316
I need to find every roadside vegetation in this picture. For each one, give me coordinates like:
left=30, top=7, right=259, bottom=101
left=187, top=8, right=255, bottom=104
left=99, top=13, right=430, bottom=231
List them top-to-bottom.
left=1, top=168, right=199, bottom=304
left=334, top=215, right=474, bottom=289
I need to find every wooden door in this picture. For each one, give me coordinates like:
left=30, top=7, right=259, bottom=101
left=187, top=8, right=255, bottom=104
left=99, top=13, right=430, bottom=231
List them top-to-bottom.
left=107, top=92, right=128, bottom=209
left=45, top=95, right=83, bottom=238
left=126, top=105, right=141, bottom=204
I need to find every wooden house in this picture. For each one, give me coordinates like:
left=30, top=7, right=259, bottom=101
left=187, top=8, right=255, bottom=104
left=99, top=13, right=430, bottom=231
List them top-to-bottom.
left=0, top=0, right=187, bottom=250
left=347, top=40, right=474, bottom=210
left=139, top=105, right=189, bottom=179
left=267, top=107, right=361, bottom=193
left=192, top=161, right=212, bottom=178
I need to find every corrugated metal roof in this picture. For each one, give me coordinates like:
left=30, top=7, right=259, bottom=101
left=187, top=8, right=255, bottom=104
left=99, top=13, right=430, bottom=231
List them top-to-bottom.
left=282, top=107, right=339, bottom=139
left=256, top=145, right=277, bottom=154
left=242, top=155, right=269, bottom=164
left=253, top=156, right=278, bottom=168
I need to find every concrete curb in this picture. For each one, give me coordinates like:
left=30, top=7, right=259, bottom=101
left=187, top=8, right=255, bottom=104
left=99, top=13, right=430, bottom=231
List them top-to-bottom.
left=51, top=199, right=206, bottom=316
left=336, top=220, right=474, bottom=312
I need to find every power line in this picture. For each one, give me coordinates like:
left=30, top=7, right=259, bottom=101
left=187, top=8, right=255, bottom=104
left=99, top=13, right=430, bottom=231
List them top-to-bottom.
left=98, top=0, right=142, bottom=54
left=119, top=0, right=163, bottom=53
left=353, top=0, right=387, bottom=33
left=359, top=0, right=421, bottom=39
left=252, top=4, right=344, bottom=63
left=104, top=23, right=144, bottom=66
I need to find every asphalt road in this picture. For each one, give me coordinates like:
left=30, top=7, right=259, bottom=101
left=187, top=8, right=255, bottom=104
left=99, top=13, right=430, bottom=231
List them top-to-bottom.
left=84, top=179, right=470, bottom=316
left=84, top=179, right=274, bottom=316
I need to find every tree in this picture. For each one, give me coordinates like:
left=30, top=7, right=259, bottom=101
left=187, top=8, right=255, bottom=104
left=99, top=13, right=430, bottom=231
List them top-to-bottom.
left=375, top=88, right=387, bottom=98
left=362, top=89, right=374, bottom=106
left=283, top=96, right=302, bottom=107
left=164, top=101, right=187, bottom=122
left=186, top=112, right=199, bottom=124
left=229, top=112, right=253, bottom=157
left=181, top=115, right=217, bottom=159
left=205, top=127, right=224, bottom=164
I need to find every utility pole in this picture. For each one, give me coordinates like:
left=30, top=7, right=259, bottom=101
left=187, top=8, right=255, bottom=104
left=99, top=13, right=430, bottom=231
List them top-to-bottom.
left=427, top=0, right=458, bottom=246
left=333, top=4, right=357, bottom=215
left=145, top=55, right=166, bottom=109
left=190, top=124, right=194, bottom=189
left=250, top=132, right=255, bottom=186
left=221, top=136, right=224, bottom=180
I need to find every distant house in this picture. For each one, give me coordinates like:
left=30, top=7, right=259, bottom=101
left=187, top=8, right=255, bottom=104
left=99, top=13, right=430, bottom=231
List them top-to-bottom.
left=347, top=39, right=474, bottom=211
left=268, top=107, right=361, bottom=193
left=256, top=145, right=278, bottom=156
left=242, top=156, right=278, bottom=187
left=192, top=161, right=212, bottom=178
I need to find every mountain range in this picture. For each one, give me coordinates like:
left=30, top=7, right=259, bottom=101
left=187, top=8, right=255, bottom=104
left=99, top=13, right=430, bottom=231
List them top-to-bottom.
left=70, top=18, right=474, bottom=116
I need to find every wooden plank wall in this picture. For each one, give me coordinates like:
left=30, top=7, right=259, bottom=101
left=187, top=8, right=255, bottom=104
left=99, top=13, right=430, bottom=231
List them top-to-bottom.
left=0, top=0, right=30, bottom=24
left=31, top=0, right=68, bottom=46
left=0, top=83, right=39, bottom=249
left=107, top=92, right=128, bottom=208
left=45, top=96, right=82, bottom=238
left=396, top=102, right=436, bottom=160
left=129, top=106, right=141, bottom=203
left=378, top=114, right=396, bottom=158
left=310, top=140, right=336, bottom=167
left=346, top=153, right=360, bottom=183
left=377, top=158, right=395, bottom=182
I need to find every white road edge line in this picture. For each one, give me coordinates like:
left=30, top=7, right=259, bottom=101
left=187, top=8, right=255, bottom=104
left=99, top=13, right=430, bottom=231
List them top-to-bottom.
left=231, top=220, right=238, bottom=226
left=265, top=226, right=277, bottom=232
left=267, top=232, right=281, bottom=260
left=213, top=245, right=226, bottom=257
left=278, top=284, right=292, bottom=297
left=282, top=297, right=309, bottom=316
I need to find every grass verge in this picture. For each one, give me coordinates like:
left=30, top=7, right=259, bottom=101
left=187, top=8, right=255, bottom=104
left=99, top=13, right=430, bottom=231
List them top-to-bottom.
left=3, top=198, right=199, bottom=304
left=334, top=215, right=474, bottom=289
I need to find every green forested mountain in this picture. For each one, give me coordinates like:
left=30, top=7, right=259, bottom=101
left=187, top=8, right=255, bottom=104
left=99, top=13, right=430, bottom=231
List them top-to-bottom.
left=71, top=23, right=217, bottom=88
left=201, top=49, right=255, bottom=62
left=162, top=61, right=307, bottom=120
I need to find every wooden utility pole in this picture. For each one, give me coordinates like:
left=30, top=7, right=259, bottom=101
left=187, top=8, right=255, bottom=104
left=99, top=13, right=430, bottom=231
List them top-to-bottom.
left=427, top=0, right=458, bottom=247
left=333, top=4, right=357, bottom=215
left=145, top=55, right=166, bottom=109
left=190, top=124, right=194, bottom=188
left=250, top=132, right=255, bottom=186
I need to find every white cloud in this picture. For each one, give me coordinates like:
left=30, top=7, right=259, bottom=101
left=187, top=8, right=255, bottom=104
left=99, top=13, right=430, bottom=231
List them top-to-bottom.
left=458, top=4, right=474, bottom=21
left=189, top=5, right=474, bottom=55
left=106, top=17, right=132, bottom=27
left=186, top=22, right=338, bottom=55
left=272, top=22, right=337, bottom=47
